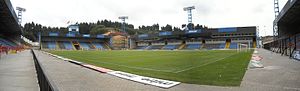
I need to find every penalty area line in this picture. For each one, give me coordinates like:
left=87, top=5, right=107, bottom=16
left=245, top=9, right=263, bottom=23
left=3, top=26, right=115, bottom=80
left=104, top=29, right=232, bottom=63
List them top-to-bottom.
left=174, top=53, right=239, bottom=73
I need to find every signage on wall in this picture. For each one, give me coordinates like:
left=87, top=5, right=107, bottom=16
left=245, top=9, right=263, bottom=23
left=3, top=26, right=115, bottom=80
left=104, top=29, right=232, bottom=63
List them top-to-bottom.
left=292, top=50, right=300, bottom=61
left=108, top=71, right=180, bottom=88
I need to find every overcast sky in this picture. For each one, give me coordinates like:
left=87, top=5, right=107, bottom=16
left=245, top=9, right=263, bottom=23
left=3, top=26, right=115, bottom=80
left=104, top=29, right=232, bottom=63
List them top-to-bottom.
left=11, top=0, right=289, bottom=36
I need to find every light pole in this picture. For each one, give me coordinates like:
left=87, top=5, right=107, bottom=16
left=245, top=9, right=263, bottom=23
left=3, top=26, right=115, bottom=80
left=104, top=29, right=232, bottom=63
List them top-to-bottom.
left=183, top=6, right=195, bottom=24
left=16, top=7, right=26, bottom=25
left=118, top=16, right=128, bottom=49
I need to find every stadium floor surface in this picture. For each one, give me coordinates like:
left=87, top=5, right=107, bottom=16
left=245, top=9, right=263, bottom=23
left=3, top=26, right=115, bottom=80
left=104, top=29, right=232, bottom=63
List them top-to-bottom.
left=30, top=48, right=300, bottom=91
left=49, top=50, right=253, bottom=86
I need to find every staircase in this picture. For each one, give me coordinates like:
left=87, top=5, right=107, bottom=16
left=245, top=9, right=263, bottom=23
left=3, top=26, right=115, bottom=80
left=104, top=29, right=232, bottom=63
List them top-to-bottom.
left=56, top=41, right=60, bottom=49
left=89, top=41, right=96, bottom=49
left=225, top=41, right=231, bottom=49
left=253, top=41, right=257, bottom=48
left=57, top=42, right=65, bottom=49
left=103, top=42, right=111, bottom=50
left=178, top=43, right=186, bottom=50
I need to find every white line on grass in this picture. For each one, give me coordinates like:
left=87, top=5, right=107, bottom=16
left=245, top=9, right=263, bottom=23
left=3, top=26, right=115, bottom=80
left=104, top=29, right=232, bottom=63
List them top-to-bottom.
left=174, top=53, right=239, bottom=73
left=89, top=60, right=175, bottom=73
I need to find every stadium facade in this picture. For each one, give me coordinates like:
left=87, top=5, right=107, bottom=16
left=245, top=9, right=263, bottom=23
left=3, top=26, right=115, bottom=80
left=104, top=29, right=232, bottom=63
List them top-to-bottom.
left=0, top=0, right=24, bottom=52
left=264, top=0, right=300, bottom=59
left=40, top=26, right=258, bottom=50
left=132, top=26, right=257, bottom=50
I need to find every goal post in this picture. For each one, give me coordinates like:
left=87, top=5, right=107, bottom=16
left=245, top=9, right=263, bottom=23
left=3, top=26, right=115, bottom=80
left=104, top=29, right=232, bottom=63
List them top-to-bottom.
left=237, top=43, right=250, bottom=52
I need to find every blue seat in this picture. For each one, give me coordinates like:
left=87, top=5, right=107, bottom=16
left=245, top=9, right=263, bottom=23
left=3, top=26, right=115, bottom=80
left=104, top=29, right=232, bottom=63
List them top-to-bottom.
left=0, top=38, right=16, bottom=46
left=48, top=42, right=56, bottom=49
left=63, top=42, right=73, bottom=50
left=79, top=42, right=90, bottom=49
left=93, top=43, right=104, bottom=49
left=219, top=43, right=226, bottom=49
left=230, top=43, right=238, bottom=49
left=186, top=44, right=201, bottom=49
left=163, top=45, right=177, bottom=50
left=135, top=46, right=148, bottom=50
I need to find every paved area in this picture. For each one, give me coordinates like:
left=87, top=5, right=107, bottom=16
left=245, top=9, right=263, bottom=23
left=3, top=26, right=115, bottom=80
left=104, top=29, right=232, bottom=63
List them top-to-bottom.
left=34, top=49, right=300, bottom=91
left=0, top=50, right=39, bottom=91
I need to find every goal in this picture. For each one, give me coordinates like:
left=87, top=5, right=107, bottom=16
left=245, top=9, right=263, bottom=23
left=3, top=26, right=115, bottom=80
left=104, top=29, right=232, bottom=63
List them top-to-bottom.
left=237, top=43, right=250, bottom=52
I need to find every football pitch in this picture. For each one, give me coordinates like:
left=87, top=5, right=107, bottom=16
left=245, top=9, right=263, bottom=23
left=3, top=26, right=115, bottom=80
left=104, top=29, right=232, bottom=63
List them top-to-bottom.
left=49, top=50, right=253, bottom=86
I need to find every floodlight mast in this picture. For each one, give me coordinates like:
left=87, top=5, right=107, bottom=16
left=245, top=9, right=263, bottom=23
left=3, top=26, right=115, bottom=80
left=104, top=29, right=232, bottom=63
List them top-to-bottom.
left=273, top=0, right=279, bottom=50
left=183, top=6, right=195, bottom=24
left=16, top=7, right=26, bottom=25
left=118, top=16, right=128, bottom=34
left=118, top=16, right=129, bottom=49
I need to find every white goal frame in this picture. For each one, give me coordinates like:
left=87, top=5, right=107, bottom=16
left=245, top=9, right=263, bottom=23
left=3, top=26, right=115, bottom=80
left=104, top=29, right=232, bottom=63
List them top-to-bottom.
left=237, top=43, right=250, bottom=52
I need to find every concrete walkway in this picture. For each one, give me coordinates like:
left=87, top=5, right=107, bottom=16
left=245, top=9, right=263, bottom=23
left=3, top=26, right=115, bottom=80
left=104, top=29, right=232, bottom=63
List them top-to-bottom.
left=167, top=48, right=300, bottom=91
left=34, top=49, right=300, bottom=91
left=0, top=50, right=39, bottom=91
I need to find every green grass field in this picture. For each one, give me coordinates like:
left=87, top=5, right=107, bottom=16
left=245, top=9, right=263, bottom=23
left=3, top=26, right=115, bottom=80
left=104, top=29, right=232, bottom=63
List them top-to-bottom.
left=49, top=50, right=253, bottom=86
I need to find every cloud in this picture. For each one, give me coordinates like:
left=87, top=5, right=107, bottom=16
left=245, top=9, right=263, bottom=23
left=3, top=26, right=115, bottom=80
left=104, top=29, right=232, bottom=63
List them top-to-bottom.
left=10, top=0, right=290, bottom=36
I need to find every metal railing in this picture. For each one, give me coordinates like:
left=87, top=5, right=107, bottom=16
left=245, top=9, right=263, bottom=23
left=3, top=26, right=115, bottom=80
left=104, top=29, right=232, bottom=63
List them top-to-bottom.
left=31, top=49, right=59, bottom=91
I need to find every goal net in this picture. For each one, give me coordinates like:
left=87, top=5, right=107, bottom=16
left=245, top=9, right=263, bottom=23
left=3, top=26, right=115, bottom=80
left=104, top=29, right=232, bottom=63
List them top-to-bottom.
left=237, top=43, right=250, bottom=52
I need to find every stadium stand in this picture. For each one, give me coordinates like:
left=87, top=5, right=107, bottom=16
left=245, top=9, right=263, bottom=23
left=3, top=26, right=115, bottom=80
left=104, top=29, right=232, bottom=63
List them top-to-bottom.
left=263, top=0, right=300, bottom=58
left=133, top=26, right=257, bottom=50
left=41, top=32, right=110, bottom=50
left=0, top=38, right=17, bottom=46
left=47, top=41, right=57, bottom=49
left=58, top=41, right=65, bottom=49
left=63, top=41, right=74, bottom=50
left=79, top=42, right=91, bottom=50
left=93, top=42, right=104, bottom=49
left=230, top=43, right=238, bottom=49
left=186, top=44, right=201, bottom=49
left=149, top=45, right=164, bottom=50
left=163, top=45, right=177, bottom=50
left=134, top=46, right=148, bottom=50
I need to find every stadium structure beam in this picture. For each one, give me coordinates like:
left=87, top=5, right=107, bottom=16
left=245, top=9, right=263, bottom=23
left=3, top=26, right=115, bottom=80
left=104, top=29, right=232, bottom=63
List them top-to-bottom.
left=183, top=6, right=195, bottom=24
left=16, top=7, right=26, bottom=25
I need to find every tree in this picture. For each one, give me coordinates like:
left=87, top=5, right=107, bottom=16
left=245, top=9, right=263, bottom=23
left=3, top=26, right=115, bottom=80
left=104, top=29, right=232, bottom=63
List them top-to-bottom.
left=79, top=23, right=90, bottom=34
left=187, top=23, right=194, bottom=30
left=161, top=24, right=172, bottom=31
left=182, top=24, right=186, bottom=28
left=195, top=24, right=202, bottom=30
left=90, top=25, right=108, bottom=35
left=173, top=27, right=181, bottom=31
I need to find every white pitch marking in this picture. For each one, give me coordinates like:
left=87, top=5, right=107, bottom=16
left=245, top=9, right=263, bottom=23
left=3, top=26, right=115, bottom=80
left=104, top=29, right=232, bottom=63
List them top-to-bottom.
left=174, top=53, right=239, bottom=73
left=90, top=60, right=175, bottom=73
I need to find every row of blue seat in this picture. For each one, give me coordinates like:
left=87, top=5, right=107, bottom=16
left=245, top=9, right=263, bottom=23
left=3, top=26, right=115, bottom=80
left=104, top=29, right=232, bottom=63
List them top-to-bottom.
left=0, top=38, right=17, bottom=46
left=44, top=41, right=105, bottom=50
left=136, top=43, right=241, bottom=50
left=186, top=44, right=201, bottom=49
left=163, top=45, right=177, bottom=50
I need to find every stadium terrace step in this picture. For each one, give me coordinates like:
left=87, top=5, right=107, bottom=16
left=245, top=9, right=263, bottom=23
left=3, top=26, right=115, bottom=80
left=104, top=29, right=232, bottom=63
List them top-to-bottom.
left=48, top=41, right=57, bottom=49
left=58, top=41, right=65, bottom=49
left=63, top=41, right=74, bottom=50
left=93, top=42, right=104, bottom=49
left=186, top=44, right=201, bottom=49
